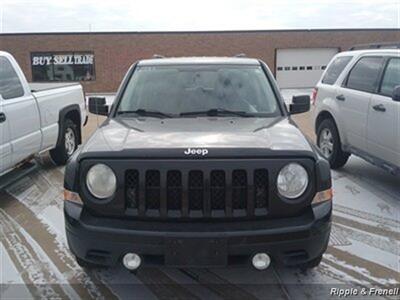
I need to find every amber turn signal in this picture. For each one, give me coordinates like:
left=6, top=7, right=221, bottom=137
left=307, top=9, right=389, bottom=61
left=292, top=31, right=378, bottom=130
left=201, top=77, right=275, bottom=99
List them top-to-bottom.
left=312, top=188, right=333, bottom=204
left=64, top=189, right=83, bottom=204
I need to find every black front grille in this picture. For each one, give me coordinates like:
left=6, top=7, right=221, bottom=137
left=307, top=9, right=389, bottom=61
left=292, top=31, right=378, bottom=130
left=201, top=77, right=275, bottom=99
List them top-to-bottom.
left=125, top=168, right=269, bottom=219
left=254, top=169, right=268, bottom=209
left=126, top=170, right=139, bottom=209
left=146, top=170, right=160, bottom=209
left=210, top=170, right=225, bottom=210
left=232, top=170, right=247, bottom=209
left=167, top=171, right=182, bottom=210
left=188, top=171, right=203, bottom=210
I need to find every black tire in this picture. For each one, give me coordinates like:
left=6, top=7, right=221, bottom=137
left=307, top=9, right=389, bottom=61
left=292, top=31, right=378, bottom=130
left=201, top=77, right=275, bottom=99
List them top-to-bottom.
left=50, top=118, right=78, bottom=165
left=317, top=119, right=350, bottom=169
left=299, top=255, right=323, bottom=271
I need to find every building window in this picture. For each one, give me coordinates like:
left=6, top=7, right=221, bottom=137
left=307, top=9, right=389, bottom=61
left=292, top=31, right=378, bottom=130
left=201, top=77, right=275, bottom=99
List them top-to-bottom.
left=31, top=52, right=95, bottom=82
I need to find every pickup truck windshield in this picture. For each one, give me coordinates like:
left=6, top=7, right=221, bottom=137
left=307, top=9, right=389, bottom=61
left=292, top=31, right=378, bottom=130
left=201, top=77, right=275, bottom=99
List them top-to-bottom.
left=117, top=65, right=280, bottom=117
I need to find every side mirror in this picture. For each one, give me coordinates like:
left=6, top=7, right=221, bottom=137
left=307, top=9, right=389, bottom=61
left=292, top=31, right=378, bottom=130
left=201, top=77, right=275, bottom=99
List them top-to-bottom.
left=392, top=85, right=400, bottom=102
left=289, top=95, right=310, bottom=115
left=88, top=97, right=109, bottom=116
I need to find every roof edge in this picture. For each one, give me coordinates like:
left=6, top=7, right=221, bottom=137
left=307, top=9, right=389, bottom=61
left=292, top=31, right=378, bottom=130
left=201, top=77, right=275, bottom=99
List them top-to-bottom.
left=0, top=28, right=398, bottom=36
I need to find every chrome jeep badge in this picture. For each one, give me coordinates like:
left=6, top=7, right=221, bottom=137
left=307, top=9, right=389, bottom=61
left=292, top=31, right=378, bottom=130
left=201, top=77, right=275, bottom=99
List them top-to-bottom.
left=184, top=148, right=209, bottom=156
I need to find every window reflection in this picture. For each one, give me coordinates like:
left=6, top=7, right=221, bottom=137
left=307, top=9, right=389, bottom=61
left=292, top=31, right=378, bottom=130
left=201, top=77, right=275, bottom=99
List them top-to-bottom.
left=31, top=52, right=95, bottom=82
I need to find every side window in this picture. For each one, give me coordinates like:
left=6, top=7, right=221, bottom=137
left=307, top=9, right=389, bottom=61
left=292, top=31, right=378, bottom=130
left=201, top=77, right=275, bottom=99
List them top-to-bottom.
left=321, top=56, right=352, bottom=85
left=345, top=56, right=384, bottom=93
left=0, top=57, right=25, bottom=100
left=380, top=58, right=400, bottom=96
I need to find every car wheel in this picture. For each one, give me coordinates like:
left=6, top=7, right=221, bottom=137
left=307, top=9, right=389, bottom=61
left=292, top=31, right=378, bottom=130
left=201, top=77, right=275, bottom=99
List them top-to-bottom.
left=50, top=118, right=78, bottom=165
left=317, top=119, right=350, bottom=169
left=299, top=255, right=323, bottom=271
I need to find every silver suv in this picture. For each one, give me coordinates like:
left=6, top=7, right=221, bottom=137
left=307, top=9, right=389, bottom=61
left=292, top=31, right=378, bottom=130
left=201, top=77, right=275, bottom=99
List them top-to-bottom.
left=312, top=49, right=400, bottom=175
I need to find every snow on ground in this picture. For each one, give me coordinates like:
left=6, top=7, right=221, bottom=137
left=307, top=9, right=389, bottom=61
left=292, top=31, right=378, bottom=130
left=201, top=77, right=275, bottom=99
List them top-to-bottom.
left=0, top=243, right=32, bottom=299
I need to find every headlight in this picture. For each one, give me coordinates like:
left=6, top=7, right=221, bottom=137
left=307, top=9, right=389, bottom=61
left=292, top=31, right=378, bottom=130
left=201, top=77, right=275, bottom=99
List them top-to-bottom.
left=277, top=163, right=309, bottom=199
left=86, top=164, right=117, bottom=199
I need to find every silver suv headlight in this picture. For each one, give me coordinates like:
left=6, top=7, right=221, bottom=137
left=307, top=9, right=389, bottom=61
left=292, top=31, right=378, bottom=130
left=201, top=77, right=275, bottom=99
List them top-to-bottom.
left=277, top=163, right=309, bottom=199
left=86, top=164, right=117, bottom=199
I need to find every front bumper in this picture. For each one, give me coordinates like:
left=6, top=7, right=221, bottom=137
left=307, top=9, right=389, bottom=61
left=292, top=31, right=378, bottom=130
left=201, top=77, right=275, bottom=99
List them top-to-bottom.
left=65, top=201, right=331, bottom=268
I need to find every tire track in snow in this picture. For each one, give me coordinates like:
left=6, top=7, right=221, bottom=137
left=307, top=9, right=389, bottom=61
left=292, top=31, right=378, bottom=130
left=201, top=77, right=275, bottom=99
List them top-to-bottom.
left=45, top=166, right=65, bottom=184
left=333, top=167, right=400, bottom=202
left=6, top=169, right=62, bottom=212
left=0, top=191, right=118, bottom=300
left=334, top=204, right=400, bottom=229
left=0, top=210, right=69, bottom=299
left=333, top=215, right=400, bottom=241
left=333, top=223, right=399, bottom=256
left=329, top=224, right=352, bottom=246
left=325, top=246, right=400, bottom=286
left=320, top=259, right=397, bottom=299
left=318, top=261, right=369, bottom=287
left=317, top=262, right=398, bottom=300
left=270, top=266, right=292, bottom=300
left=135, top=268, right=201, bottom=300
left=179, top=269, right=265, bottom=300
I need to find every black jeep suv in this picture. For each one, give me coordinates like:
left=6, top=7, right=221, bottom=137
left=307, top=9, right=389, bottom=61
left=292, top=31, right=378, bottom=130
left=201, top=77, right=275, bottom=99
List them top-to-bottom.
left=64, top=57, right=332, bottom=270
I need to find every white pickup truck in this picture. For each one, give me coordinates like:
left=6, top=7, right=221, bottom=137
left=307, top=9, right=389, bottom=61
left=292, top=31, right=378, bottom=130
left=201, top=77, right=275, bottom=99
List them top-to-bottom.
left=0, top=51, right=87, bottom=176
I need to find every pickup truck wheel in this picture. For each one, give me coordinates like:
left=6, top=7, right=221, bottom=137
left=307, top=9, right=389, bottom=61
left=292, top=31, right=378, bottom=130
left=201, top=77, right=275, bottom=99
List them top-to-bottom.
left=50, top=119, right=78, bottom=165
left=317, top=119, right=350, bottom=169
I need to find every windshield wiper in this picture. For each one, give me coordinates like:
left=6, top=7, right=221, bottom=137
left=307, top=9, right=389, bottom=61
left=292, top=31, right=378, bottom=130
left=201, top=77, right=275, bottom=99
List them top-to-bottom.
left=180, top=108, right=255, bottom=117
left=117, top=109, right=173, bottom=118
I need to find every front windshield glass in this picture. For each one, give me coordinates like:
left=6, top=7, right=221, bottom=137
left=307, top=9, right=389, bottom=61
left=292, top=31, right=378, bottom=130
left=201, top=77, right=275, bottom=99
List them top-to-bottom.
left=117, top=65, right=281, bottom=117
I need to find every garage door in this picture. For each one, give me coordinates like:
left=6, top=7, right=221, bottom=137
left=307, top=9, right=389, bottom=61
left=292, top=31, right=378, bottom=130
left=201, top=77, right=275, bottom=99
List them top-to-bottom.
left=276, top=48, right=338, bottom=88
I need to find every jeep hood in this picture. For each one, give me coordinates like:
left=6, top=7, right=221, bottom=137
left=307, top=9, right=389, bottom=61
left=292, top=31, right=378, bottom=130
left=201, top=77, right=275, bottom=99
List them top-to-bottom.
left=80, top=117, right=315, bottom=158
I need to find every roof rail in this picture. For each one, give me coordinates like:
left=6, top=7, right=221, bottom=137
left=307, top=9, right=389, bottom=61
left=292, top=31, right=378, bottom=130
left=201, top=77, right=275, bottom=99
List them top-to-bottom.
left=349, top=42, right=400, bottom=51
left=234, top=53, right=246, bottom=57
left=152, top=54, right=165, bottom=59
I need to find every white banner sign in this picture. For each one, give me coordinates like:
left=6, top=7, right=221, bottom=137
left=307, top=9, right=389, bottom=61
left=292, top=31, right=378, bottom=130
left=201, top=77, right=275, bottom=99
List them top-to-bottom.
left=32, top=53, right=94, bottom=66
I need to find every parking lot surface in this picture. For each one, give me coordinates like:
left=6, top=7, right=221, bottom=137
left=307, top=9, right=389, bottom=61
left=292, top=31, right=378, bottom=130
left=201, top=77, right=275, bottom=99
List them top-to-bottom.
left=1, top=91, right=399, bottom=299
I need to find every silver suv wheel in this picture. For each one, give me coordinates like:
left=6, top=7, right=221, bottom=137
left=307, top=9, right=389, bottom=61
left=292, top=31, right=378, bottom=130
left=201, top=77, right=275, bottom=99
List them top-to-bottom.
left=318, top=128, right=334, bottom=158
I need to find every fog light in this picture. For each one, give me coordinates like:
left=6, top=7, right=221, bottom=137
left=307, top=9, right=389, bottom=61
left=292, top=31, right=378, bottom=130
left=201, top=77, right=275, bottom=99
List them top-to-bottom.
left=122, top=253, right=141, bottom=270
left=252, top=253, right=271, bottom=270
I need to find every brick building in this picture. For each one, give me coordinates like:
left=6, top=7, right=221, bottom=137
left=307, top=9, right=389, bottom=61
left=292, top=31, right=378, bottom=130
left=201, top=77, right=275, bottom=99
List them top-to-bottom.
left=0, top=29, right=398, bottom=92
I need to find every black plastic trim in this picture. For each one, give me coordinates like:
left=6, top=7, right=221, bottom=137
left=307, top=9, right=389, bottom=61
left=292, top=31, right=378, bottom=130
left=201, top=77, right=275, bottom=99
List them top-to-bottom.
left=2, top=28, right=397, bottom=36
left=57, top=104, right=82, bottom=146
left=77, top=158, right=317, bottom=221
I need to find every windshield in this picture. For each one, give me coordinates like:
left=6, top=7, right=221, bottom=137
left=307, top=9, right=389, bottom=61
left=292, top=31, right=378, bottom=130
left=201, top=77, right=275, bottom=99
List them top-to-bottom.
left=116, top=65, right=281, bottom=117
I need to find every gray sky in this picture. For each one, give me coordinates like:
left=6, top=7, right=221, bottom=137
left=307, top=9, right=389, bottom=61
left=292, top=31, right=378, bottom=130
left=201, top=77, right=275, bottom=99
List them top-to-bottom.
left=0, top=0, right=398, bottom=33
